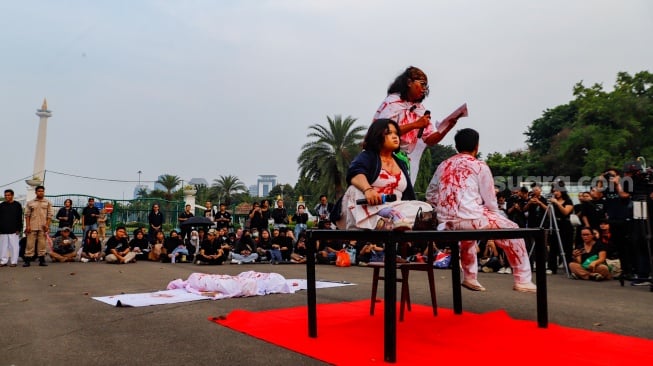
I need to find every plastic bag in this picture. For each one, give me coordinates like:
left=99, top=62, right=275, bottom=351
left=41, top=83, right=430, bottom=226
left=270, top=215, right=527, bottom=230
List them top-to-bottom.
left=335, top=249, right=351, bottom=267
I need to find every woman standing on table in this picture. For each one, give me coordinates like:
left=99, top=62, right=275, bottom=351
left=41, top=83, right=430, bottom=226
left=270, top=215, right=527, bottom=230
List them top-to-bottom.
left=373, top=66, right=463, bottom=181
left=337, top=119, right=433, bottom=231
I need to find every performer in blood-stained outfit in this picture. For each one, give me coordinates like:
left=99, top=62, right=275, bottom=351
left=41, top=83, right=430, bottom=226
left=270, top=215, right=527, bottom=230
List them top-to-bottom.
left=373, top=66, right=462, bottom=182
left=426, top=128, right=536, bottom=293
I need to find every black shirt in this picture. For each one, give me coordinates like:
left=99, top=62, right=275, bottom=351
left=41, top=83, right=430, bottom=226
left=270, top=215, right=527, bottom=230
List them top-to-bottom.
left=0, top=201, right=23, bottom=234
left=82, top=205, right=100, bottom=226
left=56, top=207, right=80, bottom=228
left=104, top=236, right=129, bottom=254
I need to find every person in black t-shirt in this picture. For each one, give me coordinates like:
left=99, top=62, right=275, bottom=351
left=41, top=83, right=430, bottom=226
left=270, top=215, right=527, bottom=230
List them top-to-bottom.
left=214, top=203, right=232, bottom=230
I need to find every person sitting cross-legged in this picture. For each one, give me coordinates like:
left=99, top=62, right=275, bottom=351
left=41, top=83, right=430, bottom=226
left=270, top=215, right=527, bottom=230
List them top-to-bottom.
left=426, top=128, right=536, bottom=293
left=104, top=226, right=136, bottom=264
left=569, top=226, right=612, bottom=281
left=50, top=227, right=78, bottom=262
left=80, top=229, right=104, bottom=262
left=195, top=229, right=226, bottom=265
left=230, top=235, right=258, bottom=264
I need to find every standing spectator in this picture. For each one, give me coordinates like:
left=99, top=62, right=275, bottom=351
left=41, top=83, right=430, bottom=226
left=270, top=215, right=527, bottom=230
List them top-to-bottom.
left=373, top=66, right=463, bottom=181
left=426, top=128, right=535, bottom=293
left=599, top=168, right=633, bottom=279
left=546, top=182, right=574, bottom=275
left=24, top=185, right=53, bottom=267
left=506, top=187, right=528, bottom=228
left=582, top=187, right=606, bottom=230
left=0, top=189, right=23, bottom=267
left=313, top=195, right=333, bottom=226
left=55, top=198, right=79, bottom=230
left=81, top=198, right=100, bottom=241
left=271, top=199, right=288, bottom=229
left=203, top=201, right=216, bottom=227
left=248, top=201, right=269, bottom=233
left=147, top=203, right=164, bottom=244
left=215, top=203, right=232, bottom=231
left=178, top=204, right=194, bottom=241
left=293, top=204, right=309, bottom=240
left=97, top=208, right=108, bottom=242
left=104, top=226, right=136, bottom=264
left=50, top=227, right=78, bottom=262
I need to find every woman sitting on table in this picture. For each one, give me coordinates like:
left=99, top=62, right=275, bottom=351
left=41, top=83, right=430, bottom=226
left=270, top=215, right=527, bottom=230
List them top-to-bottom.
left=337, top=118, right=433, bottom=231
left=569, top=226, right=611, bottom=281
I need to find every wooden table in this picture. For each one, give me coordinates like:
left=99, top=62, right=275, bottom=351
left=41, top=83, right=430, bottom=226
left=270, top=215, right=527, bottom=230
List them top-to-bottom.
left=305, top=228, right=548, bottom=363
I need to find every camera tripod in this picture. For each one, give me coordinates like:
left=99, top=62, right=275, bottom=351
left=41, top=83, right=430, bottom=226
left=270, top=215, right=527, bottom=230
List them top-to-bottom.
left=528, top=202, right=571, bottom=278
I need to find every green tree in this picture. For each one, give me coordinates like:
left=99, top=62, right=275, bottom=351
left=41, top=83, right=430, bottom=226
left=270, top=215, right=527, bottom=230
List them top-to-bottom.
left=524, top=70, right=653, bottom=178
left=297, top=115, right=366, bottom=200
left=156, top=174, right=182, bottom=200
left=211, top=175, right=247, bottom=206
left=136, top=187, right=149, bottom=198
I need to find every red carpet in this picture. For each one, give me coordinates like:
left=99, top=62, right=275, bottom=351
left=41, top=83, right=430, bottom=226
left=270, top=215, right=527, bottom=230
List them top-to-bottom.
left=212, top=300, right=653, bottom=365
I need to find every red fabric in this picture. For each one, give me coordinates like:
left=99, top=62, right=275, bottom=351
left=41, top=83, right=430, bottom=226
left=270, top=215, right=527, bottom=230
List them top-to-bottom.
left=212, top=300, right=653, bottom=365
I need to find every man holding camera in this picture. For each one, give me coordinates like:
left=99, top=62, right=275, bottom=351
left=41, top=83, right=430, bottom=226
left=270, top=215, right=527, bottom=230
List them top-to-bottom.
left=599, top=168, right=634, bottom=279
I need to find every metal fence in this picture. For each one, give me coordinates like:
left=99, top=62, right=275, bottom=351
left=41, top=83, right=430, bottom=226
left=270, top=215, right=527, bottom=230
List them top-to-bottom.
left=46, top=194, right=185, bottom=237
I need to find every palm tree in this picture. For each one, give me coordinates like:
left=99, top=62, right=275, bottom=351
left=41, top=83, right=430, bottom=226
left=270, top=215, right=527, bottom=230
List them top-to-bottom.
left=297, top=115, right=366, bottom=199
left=156, top=174, right=182, bottom=200
left=211, top=175, right=247, bottom=206
left=136, top=187, right=149, bottom=198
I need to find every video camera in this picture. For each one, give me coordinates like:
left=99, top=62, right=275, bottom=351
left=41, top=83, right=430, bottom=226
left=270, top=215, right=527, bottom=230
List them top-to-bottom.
left=624, top=157, right=653, bottom=200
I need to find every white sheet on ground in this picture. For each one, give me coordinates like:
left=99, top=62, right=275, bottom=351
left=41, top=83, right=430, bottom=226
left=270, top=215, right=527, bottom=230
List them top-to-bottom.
left=92, top=271, right=356, bottom=307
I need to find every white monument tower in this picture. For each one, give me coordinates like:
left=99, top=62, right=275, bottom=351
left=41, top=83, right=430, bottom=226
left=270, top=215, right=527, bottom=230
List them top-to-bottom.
left=26, top=98, right=52, bottom=201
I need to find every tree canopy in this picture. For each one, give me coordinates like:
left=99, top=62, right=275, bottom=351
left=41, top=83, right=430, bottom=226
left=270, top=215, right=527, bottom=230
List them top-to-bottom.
left=518, top=70, right=653, bottom=179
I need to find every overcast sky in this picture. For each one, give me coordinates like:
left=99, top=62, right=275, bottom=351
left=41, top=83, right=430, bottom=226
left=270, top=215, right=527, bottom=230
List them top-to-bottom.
left=1, top=0, right=652, bottom=200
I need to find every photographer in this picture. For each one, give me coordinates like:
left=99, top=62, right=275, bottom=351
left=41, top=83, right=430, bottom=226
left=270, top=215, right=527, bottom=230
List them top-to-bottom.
left=622, top=161, right=653, bottom=284
left=597, top=168, right=634, bottom=280
left=547, top=182, right=574, bottom=274
left=524, top=185, right=547, bottom=228
left=506, top=187, right=528, bottom=228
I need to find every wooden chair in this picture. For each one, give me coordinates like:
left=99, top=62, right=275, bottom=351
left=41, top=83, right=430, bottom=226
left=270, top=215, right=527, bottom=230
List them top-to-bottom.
left=369, top=208, right=438, bottom=321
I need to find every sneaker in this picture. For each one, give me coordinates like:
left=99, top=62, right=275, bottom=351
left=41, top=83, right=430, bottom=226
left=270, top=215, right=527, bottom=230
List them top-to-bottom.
left=81, top=258, right=90, bottom=263
left=230, top=259, right=240, bottom=264
left=358, top=262, right=369, bottom=267
left=497, top=267, right=506, bottom=274
left=504, top=267, right=512, bottom=274
left=545, top=269, right=553, bottom=275
left=570, top=273, right=579, bottom=280
left=461, top=279, right=486, bottom=291
left=631, top=279, right=652, bottom=286
left=513, top=282, right=537, bottom=293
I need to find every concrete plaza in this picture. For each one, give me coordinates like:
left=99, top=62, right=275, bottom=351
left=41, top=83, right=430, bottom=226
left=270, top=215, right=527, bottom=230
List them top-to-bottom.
left=1, top=261, right=651, bottom=365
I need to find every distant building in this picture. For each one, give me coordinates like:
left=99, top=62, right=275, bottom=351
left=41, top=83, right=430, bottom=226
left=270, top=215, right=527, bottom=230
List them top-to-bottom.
left=154, top=175, right=166, bottom=192
left=255, top=175, right=277, bottom=198
left=188, top=177, right=209, bottom=189
left=248, top=185, right=257, bottom=197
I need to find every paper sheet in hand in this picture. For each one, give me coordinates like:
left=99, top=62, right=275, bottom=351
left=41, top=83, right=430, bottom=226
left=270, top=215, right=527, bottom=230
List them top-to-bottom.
left=436, top=103, right=468, bottom=133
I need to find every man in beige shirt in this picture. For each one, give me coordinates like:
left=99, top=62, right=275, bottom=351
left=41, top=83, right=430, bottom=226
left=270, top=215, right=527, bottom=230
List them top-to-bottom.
left=24, top=185, right=53, bottom=267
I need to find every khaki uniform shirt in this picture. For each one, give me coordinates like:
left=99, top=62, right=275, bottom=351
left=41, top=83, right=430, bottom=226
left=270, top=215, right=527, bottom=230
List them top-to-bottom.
left=25, top=198, right=53, bottom=231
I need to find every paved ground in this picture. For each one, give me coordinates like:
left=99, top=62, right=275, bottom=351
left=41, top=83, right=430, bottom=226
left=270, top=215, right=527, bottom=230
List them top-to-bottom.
left=1, top=260, right=651, bottom=366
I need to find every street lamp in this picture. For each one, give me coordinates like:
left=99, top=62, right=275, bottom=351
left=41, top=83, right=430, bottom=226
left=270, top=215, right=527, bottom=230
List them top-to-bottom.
left=138, top=170, right=142, bottom=186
